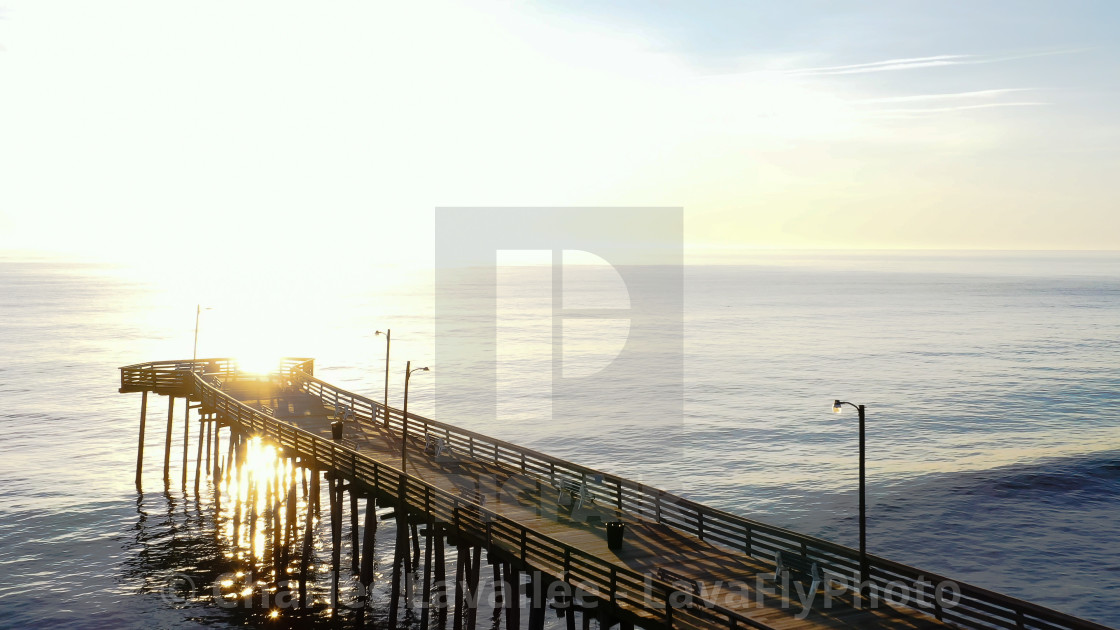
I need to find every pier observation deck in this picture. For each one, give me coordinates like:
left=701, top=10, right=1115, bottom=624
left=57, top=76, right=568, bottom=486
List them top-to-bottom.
left=119, top=358, right=1110, bottom=630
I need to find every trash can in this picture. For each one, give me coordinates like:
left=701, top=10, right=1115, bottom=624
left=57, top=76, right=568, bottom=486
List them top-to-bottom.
left=331, top=420, right=343, bottom=441
left=606, top=521, right=625, bottom=551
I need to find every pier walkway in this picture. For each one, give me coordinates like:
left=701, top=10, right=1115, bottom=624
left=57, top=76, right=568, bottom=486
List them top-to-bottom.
left=119, top=358, right=1110, bottom=630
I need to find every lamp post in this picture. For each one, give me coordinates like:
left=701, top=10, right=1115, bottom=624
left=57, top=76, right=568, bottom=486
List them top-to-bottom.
left=192, top=305, right=212, bottom=368
left=375, top=330, right=391, bottom=424
left=402, top=361, right=429, bottom=476
left=832, top=399, right=868, bottom=593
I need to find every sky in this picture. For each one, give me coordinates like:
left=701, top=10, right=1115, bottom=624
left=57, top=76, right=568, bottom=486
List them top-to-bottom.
left=1, top=1, right=1118, bottom=266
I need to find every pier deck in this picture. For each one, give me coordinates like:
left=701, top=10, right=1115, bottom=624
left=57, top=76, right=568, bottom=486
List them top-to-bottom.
left=119, top=358, right=1112, bottom=630
left=228, top=378, right=939, bottom=630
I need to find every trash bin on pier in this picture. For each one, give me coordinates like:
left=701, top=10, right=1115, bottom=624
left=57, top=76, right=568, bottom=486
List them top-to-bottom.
left=606, top=521, right=625, bottom=550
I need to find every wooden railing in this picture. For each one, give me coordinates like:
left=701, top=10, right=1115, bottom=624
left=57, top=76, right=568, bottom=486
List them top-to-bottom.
left=119, top=358, right=313, bottom=393
left=118, top=360, right=1113, bottom=630
left=183, top=367, right=767, bottom=630
left=289, top=369, right=1112, bottom=630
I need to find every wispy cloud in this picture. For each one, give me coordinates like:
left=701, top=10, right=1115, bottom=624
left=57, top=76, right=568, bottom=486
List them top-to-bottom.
left=785, top=49, right=1083, bottom=77
left=787, top=54, right=974, bottom=76
left=858, top=87, right=1050, bottom=117
left=862, top=88, right=1035, bottom=104
left=874, top=102, right=1049, bottom=118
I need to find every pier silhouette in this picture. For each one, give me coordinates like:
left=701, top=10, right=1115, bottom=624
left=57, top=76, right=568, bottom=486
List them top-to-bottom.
left=119, top=358, right=1111, bottom=630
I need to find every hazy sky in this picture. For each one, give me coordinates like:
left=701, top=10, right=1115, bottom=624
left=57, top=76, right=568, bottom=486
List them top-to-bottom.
left=1, top=1, right=1118, bottom=264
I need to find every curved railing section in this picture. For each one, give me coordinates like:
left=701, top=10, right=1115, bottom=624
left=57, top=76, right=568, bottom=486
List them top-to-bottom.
left=119, top=360, right=1112, bottom=630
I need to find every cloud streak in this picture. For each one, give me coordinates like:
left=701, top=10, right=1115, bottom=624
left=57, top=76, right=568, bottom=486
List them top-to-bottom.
left=786, top=49, right=1082, bottom=77
left=787, top=54, right=973, bottom=76
left=862, top=88, right=1036, bottom=104
left=873, top=101, right=1049, bottom=118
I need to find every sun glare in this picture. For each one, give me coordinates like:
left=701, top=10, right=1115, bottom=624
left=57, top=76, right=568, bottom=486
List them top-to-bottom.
left=236, top=352, right=283, bottom=376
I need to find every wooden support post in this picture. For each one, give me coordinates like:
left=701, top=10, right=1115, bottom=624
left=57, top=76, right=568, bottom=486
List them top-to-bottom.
left=135, top=391, right=148, bottom=489
left=163, top=396, right=175, bottom=483
left=181, top=401, right=190, bottom=488
left=193, top=413, right=205, bottom=494
left=205, top=414, right=213, bottom=472
left=211, top=421, right=221, bottom=479
left=225, top=430, right=236, bottom=484
left=247, top=467, right=258, bottom=559
left=272, top=467, right=282, bottom=582
left=298, top=468, right=318, bottom=608
left=313, top=469, right=321, bottom=519
left=281, top=473, right=296, bottom=578
left=329, top=475, right=341, bottom=610
left=350, top=490, right=360, bottom=575
left=360, top=496, right=377, bottom=590
left=389, top=510, right=405, bottom=627
left=412, top=520, right=421, bottom=570
left=404, top=521, right=415, bottom=608
left=420, top=522, right=434, bottom=629
left=434, top=525, right=447, bottom=627
left=453, top=541, right=467, bottom=630
left=467, top=545, right=481, bottom=630
left=493, top=561, right=505, bottom=628
left=494, top=561, right=504, bottom=609
left=506, top=564, right=520, bottom=630
left=528, top=572, right=546, bottom=630
left=566, top=595, right=577, bottom=630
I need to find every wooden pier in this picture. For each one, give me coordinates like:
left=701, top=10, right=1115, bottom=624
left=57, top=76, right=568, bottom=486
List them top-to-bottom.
left=119, top=358, right=1111, bottom=630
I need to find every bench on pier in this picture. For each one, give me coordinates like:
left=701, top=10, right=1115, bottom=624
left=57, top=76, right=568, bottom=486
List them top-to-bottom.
left=206, top=375, right=223, bottom=389
left=334, top=403, right=356, bottom=422
left=259, top=404, right=275, bottom=417
left=424, top=436, right=459, bottom=464
left=552, top=480, right=614, bottom=523
left=774, top=550, right=822, bottom=595
left=658, top=567, right=701, bottom=597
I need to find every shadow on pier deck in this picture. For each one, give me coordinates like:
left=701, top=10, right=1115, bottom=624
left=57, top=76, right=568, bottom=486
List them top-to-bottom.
left=119, top=358, right=1112, bottom=630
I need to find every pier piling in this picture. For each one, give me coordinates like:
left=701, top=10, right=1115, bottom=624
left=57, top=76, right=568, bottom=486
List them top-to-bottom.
left=134, top=391, right=147, bottom=489
left=163, top=396, right=174, bottom=483
left=181, top=402, right=190, bottom=488
left=350, top=490, right=360, bottom=575
left=360, top=496, right=377, bottom=590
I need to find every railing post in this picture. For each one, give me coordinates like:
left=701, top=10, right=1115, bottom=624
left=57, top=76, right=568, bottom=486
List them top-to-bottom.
left=610, top=567, right=617, bottom=606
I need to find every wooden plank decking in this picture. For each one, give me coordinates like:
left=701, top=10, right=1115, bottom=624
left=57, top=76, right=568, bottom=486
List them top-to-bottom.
left=224, top=376, right=946, bottom=629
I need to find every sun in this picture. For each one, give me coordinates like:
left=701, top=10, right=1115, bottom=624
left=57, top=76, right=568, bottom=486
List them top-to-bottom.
left=234, top=349, right=284, bottom=375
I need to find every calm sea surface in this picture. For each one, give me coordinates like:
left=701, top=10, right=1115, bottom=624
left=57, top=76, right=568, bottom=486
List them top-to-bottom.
left=1, top=252, right=1118, bottom=628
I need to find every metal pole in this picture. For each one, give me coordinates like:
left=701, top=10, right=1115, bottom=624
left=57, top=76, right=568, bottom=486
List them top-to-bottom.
left=192, top=304, right=201, bottom=366
left=384, top=329, right=390, bottom=424
left=403, top=360, right=410, bottom=476
left=858, top=403, right=868, bottom=590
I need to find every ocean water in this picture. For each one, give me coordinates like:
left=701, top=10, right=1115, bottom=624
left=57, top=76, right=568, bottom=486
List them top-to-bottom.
left=0, top=252, right=1118, bottom=628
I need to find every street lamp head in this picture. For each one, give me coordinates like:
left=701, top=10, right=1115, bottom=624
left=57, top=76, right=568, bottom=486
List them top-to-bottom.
left=375, top=330, right=385, bottom=336
left=419, top=366, right=429, bottom=372
left=833, top=400, right=843, bottom=414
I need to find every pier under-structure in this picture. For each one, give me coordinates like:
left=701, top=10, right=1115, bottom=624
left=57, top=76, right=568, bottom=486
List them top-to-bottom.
left=119, top=358, right=1112, bottom=630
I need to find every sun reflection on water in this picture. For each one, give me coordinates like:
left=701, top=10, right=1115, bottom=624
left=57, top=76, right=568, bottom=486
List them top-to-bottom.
left=211, top=435, right=317, bottom=617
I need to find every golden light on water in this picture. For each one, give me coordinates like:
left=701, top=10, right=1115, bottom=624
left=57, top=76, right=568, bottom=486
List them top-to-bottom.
left=216, top=436, right=310, bottom=574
